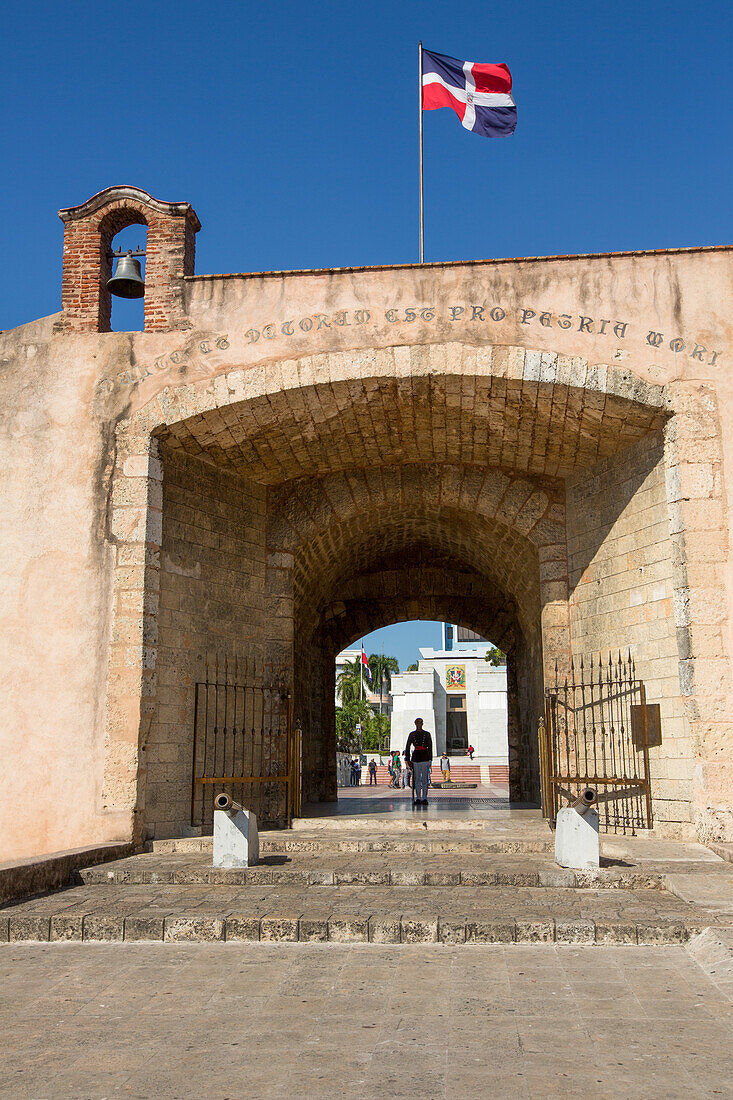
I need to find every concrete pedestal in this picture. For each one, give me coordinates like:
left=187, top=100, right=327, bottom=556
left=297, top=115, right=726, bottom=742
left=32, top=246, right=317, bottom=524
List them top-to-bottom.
left=555, top=806, right=600, bottom=870
left=213, top=807, right=259, bottom=868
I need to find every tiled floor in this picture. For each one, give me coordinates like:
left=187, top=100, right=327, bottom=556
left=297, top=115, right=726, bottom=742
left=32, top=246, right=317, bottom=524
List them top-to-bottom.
left=308, top=783, right=526, bottom=820
left=0, top=942, right=730, bottom=1099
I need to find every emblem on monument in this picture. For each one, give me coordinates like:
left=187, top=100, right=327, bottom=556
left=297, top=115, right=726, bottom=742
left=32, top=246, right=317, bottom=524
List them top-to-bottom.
left=446, top=665, right=466, bottom=689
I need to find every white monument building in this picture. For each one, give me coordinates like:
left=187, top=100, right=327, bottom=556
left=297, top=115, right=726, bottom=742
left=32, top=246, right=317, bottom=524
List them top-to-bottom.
left=389, top=625, right=509, bottom=781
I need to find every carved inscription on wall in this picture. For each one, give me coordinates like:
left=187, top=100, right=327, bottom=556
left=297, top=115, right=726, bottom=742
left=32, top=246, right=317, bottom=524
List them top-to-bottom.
left=106, top=300, right=723, bottom=389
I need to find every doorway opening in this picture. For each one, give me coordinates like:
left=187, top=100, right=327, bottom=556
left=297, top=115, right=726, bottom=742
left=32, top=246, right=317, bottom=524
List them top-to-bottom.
left=330, top=619, right=515, bottom=818
left=446, top=696, right=468, bottom=755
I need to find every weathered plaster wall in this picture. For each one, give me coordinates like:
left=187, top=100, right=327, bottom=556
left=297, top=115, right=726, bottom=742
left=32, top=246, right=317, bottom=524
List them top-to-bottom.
left=0, top=320, right=116, bottom=860
left=144, top=447, right=266, bottom=839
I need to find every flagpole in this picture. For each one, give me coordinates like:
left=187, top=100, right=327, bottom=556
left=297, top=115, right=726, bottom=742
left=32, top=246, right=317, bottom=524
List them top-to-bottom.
left=418, top=41, right=424, bottom=263
left=360, top=639, right=363, bottom=701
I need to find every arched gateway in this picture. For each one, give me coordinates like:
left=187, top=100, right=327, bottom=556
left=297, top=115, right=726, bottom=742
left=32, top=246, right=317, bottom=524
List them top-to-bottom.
left=1, top=185, right=731, bottom=860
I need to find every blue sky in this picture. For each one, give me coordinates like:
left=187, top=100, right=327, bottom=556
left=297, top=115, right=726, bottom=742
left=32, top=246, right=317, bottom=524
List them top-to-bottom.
left=2, top=0, right=730, bottom=664
left=352, top=621, right=444, bottom=671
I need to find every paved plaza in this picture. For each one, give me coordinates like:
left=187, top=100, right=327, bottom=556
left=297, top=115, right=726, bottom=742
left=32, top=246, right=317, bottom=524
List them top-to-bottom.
left=310, top=783, right=519, bottom=819
left=2, top=807, right=732, bottom=1096
left=1, top=942, right=732, bottom=1100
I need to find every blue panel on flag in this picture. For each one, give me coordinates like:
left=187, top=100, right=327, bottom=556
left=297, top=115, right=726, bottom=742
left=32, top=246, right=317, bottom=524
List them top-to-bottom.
left=472, top=106, right=517, bottom=139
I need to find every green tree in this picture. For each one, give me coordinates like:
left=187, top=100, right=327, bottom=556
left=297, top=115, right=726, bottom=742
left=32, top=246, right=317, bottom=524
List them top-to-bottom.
left=484, top=646, right=507, bottom=666
left=368, top=654, right=399, bottom=708
left=336, top=657, right=365, bottom=705
left=406, top=661, right=419, bottom=672
left=335, top=699, right=373, bottom=743
left=335, top=700, right=390, bottom=751
left=367, top=712, right=391, bottom=751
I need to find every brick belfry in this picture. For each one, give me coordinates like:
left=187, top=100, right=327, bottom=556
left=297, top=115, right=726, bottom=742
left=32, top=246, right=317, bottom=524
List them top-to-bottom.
left=0, top=183, right=732, bottom=869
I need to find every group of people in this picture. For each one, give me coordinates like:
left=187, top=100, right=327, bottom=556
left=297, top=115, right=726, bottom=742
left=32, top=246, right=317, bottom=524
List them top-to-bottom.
left=364, top=753, right=411, bottom=788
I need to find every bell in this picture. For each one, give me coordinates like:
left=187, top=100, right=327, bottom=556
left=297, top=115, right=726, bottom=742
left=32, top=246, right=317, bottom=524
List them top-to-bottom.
left=106, top=252, right=145, bottom=299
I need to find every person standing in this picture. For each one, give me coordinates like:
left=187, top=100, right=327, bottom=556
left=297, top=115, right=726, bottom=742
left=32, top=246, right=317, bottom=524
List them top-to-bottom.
left=405, top=718, right=433, bottom=806
left=440, top=751, right=451, bottom=783
left=392, top=754, right=402, bottom=789
left=355, top=757, right=362, bottom=786
left=368, top=758, right=378, bottom=785
left=401, top=759, right=411, bottom=789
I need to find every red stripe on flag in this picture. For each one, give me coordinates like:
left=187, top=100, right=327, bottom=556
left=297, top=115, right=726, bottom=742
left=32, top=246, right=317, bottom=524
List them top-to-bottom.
left=470, top=62, right=512, bottom=93
left=422, top=82, right=467, bottom=121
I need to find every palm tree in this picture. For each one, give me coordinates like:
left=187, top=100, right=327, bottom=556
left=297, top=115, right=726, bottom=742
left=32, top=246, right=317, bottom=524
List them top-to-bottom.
left=485, top=646, right=507, bottom=666
left=368, top=654, right=400, bottom=712
left=336, top=658, right=364, bottom=705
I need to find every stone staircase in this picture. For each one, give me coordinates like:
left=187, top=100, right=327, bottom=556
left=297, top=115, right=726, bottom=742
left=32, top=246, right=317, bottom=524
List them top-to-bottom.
left=3, top=826, right=731, bottom=948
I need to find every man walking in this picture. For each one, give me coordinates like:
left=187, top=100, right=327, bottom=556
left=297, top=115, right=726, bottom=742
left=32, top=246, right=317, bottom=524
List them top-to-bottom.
left=405, top=718, right=433, bottom=806
left=368, top=758, right=378, bottom=785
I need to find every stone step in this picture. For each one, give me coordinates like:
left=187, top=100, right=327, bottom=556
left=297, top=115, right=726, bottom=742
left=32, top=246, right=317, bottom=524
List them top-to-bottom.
left=429, top=782, right=478, bottom=789
left=148, top=833, right=554, bottom=855
left=77, top=851, right=676, bottom=891
left=2, top=882, right=722, bottom=947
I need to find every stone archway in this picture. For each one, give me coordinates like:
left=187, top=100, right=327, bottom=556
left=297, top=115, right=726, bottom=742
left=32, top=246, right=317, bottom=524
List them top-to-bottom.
left=102, top=341, right=689, bottom=841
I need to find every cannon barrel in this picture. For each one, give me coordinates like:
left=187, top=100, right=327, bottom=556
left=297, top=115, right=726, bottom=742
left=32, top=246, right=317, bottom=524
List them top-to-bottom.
left=570, top=788, right=597, bottom=816
left=214, top=792, right=243, bottom=814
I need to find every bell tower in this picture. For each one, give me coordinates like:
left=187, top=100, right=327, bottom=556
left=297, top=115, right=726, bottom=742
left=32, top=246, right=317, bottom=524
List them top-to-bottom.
left=54, top=185, right=201, bottom=334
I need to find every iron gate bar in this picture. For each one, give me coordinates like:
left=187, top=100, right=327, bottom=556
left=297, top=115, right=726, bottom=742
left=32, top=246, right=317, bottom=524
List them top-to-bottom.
left=541, top=651, right=654, bottom=834
left=190, top=656, right=297, bottom=831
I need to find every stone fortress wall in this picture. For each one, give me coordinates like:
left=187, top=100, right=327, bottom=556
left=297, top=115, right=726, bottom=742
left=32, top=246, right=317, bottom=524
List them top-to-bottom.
left=0, top=185, right=731, bottom=859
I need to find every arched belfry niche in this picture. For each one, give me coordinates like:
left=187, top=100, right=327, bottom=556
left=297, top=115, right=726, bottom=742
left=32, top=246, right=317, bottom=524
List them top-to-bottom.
left=55, top=185, right=200, bottom=334
left=99, top=341, right=684, bottom=841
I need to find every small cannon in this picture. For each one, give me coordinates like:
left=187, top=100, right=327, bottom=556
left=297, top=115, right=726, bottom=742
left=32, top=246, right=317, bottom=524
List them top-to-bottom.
left=555, top=787, right=599, bottom=870
left=570, top=788, right=597, bottom=816
left=212, top=792, right=258, bottom=867
left=214, top=792, right=243, bottom=815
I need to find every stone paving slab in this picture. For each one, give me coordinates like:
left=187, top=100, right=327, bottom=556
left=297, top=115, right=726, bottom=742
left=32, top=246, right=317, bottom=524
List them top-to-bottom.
left=75, top=849, right=731, bottom=891
left=664, top=868, right=733, bottom=918
left=1, top=883, right=728, bottom=945
left=0, top=942, right=731, bottom=1099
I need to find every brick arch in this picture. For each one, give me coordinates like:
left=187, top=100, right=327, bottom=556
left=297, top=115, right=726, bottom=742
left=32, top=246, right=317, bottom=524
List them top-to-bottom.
left=56, top=185, right=200, bottom=334
left=105, top=339, right=669, bottom=838
left=152, top=344, right=667, bottom=483
left=265, top=463, right=564, bottom=680
left=268, top=464, right=564, bottom=554
left=280, top=501, right=549, bottom=805
left=290, top=509, right=541, bottom=640
left=292, top=544, right=541, bottom=804
left=318, top=561, right=518, bottom=652
left=320, top=596, right=530, bottom=801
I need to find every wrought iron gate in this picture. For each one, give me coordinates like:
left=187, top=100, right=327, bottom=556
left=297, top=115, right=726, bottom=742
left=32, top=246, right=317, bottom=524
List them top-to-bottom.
left=539, top=653, right=654, bottom=833
left=190, top=658, right=300, bottom=831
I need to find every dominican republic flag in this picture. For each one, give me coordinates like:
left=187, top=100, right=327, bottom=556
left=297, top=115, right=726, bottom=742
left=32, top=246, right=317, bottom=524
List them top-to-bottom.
left=422, top=48, right=516, bottom=138
left=361, top=647, right=372, bottom=682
